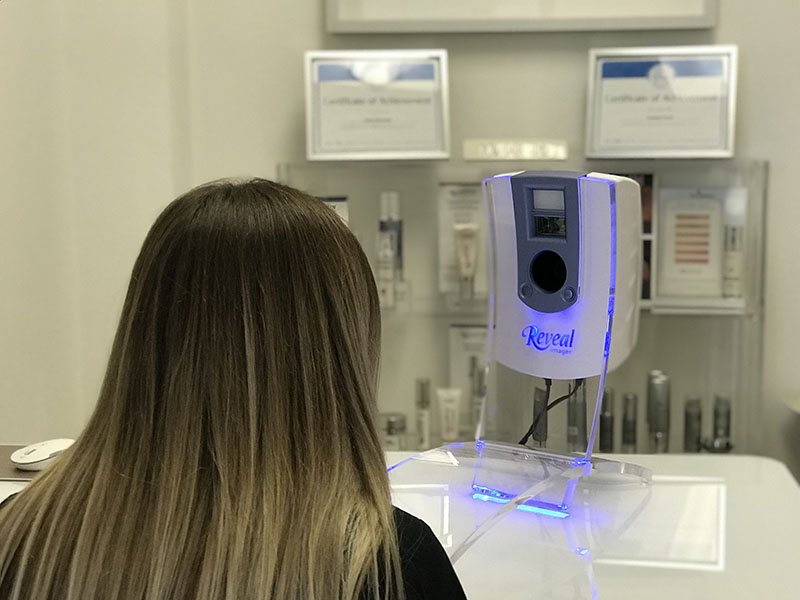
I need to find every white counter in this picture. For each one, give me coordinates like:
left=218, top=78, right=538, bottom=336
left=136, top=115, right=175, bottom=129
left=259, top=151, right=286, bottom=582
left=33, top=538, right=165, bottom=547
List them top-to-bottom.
left=4, top=448, right=799, bottom=597
left=386, top=450, right=800, bottom=600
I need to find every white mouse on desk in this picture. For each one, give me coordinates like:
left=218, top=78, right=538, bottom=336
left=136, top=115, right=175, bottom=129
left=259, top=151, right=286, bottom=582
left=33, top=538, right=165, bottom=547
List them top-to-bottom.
left=10, top=438, right=75, bottom=471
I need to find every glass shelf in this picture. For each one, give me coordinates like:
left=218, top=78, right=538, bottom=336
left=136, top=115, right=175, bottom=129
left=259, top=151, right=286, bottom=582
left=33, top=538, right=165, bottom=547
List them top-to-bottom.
left=278, top=159, right=767, bottom=457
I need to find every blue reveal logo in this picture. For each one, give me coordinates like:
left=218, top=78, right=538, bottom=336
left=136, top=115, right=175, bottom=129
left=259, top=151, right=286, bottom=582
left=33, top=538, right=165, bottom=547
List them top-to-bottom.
left=522, top=325, right=575, bottom=355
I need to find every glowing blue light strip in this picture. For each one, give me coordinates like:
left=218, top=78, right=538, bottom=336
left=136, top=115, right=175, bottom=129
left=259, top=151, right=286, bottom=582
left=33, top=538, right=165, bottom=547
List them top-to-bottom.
left=578, top=176, right=617, bottom=469
left=471, top=484, right=511, bottom=499
left=471, top=492, right=570, bottom=518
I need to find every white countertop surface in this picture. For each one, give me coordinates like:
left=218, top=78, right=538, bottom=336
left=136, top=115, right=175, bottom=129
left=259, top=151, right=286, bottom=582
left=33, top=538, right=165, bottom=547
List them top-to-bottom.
left=4, top=447, right=799, bottom=598
left=386, top=450, right=800, bottom=600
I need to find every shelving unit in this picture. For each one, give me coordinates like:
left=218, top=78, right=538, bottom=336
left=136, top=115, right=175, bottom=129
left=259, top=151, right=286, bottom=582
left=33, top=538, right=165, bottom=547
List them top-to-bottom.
left=278, top=159, right=767, bottom=456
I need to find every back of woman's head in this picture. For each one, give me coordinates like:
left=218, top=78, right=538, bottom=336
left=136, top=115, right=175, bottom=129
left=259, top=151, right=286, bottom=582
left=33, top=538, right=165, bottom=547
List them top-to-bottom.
left=0, top=178, right=401, bottom=600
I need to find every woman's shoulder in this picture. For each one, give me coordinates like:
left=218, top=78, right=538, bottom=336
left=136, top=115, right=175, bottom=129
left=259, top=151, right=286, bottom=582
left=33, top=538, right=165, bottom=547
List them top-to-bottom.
left=392, top=507, right=467, bottom=600
left=392, top=507, right=433, bottom=540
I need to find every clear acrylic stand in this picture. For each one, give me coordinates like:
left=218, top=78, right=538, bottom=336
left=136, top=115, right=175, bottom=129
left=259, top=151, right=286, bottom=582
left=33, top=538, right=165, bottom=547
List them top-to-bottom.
left=388, top=441, right=651, bottom=599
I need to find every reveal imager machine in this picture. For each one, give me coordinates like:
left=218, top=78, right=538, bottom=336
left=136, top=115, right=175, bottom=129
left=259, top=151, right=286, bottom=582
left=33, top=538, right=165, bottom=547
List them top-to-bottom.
left=484, top=171, right=642, bottom=382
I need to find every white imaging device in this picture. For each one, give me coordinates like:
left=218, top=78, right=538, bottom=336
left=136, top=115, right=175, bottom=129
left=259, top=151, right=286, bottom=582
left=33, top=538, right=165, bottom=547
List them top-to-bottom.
left=388, top=170, right=651, bottom=599
left=484, top=171, right=641, bottom=380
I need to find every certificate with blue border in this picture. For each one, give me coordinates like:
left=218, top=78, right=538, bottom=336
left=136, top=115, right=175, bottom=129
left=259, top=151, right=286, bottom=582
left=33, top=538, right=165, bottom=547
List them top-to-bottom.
left=586, top=46, right=737, bottom=158
left=305, top=49, right=450, bottom=161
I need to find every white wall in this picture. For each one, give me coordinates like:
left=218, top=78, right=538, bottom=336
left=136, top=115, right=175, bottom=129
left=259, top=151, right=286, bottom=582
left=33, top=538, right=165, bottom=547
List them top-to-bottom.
left=1, top=0, right=186, bottom=440
left=55, top=0, right=181, bottom=421
left=2, top=1, right=798, bottom=476
left=0, top=2, right=80, bottom=441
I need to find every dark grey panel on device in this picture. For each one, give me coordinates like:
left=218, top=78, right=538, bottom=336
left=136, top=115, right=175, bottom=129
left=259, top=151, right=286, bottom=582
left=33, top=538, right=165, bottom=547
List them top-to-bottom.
left=510, top=171, right=585, bottom=313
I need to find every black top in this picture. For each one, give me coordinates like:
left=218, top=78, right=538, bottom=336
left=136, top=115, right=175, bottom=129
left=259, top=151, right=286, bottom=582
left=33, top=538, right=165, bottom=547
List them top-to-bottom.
left=0, top=495, right=466, bottom=599
left=390, top=507, right=467, bottom=600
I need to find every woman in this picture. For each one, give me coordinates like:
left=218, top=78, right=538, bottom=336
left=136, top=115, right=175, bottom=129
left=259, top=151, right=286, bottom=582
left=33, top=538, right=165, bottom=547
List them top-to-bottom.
left=0, top=179, right=466, bottom=599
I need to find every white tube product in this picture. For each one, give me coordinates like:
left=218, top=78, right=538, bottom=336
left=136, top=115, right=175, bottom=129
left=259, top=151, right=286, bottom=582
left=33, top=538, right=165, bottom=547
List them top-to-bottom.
left=723, top=190, right=746, bottom=298
left=380, top=191, right=403, bottom=278
left=453, top=222, right=479, bottom=299
left=376, top=231, right=396, bottom=309
left=437, top=388, right=463, bottom=442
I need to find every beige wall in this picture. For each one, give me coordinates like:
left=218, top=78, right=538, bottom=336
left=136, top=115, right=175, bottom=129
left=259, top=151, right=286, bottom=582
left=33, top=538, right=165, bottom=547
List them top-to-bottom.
left=2, top=1, right=798, bottom=476
left=56, top=1, right=181, bottom=422
left=0, top=2, right=79, bottom=440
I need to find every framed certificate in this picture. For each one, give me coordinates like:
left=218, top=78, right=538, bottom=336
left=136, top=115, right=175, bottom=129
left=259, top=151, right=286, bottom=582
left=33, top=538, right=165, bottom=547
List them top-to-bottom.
left=326, top=0, right=717, bottom=33
left=585, top=45, right=737, bottom=158
left=305, top=49, right=450, bottom=161
left=657, top=187, right=725, bottom=298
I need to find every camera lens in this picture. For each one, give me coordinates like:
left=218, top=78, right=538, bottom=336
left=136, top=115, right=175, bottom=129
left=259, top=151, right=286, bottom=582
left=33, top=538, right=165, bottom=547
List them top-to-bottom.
left=530, top=250, right=567, bottom=293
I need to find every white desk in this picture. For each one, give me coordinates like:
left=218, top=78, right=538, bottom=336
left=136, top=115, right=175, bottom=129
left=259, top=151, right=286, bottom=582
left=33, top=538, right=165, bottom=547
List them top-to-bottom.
left=0, top=445, right=33, bottom=503
left=4, top=447, right=799, bottom=597
left=387, top=451, right=800, bottom=600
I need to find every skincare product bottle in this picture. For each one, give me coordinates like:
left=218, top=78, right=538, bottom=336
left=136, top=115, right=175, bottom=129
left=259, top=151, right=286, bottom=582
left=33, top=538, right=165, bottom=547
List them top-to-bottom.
left=723, top=190, right=746, bottom=298
left=380, top=191, right=403, bottom=277
left=453, top=222, right=479, bottom=300
left=375, top=232, right=396, bottom=309
left=469, top=356, right=486, bottom=428
left=469, top=356, right=478, bottom=420
left=473, top=365, right=489, bottom=439
left=646, top=369, right=663, bottom=430
left=648, top=373, right=670, bottom=453
left=415, top=378, right=431, bottom=450
left=567, top=381, right=588, bottom=453
left=532, top=386, right=548, bottom=448
left=436, top=388, right=462, bottom=442
left=599, top=389, right=615, bottom=453
left=622, top=393, right=638, bottom=453
left=707, top=395, right=733, bottom=453
left=684, top=397, right=703, bottom=452
left=379, top=413, right=406, bottom=451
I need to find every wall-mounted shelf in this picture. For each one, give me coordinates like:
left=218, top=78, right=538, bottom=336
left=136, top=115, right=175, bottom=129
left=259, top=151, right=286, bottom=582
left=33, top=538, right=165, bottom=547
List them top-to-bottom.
left=278, top=159, right=767, bottom=456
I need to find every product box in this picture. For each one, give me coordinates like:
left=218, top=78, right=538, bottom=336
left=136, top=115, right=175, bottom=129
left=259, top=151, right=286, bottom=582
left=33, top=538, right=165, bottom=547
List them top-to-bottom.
left=438, top=184, right=488, bottom=297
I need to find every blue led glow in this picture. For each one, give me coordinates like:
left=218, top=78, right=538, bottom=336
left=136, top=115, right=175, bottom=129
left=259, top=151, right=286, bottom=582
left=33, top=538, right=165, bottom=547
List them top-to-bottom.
left=575, top=176, right=617, bottom=471
left=569, top=456, right=589, bottom=468
left=471, top=484, right=570, bottom=519
left=472, top=484, right=511, bottom=499
left=472, top=493, right=570, bottom=518
left=473, top=493, right=509, bottom=504
left=516, top=503, right=570, bottom=519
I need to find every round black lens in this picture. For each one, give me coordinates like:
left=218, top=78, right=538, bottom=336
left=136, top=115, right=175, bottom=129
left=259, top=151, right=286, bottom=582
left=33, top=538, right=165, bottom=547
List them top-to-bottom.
left=530, top=251, right=567, bottom=293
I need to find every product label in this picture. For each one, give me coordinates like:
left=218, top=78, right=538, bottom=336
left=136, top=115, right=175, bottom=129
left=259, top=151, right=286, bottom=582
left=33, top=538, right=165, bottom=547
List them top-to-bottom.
left=723, top=251, right=743, bottom=298
left=521, top=325, right=576, bottom=355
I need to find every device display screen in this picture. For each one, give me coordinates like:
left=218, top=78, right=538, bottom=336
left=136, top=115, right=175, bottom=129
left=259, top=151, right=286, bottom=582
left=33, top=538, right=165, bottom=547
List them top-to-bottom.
left=532, top=190, right=566, bottom=237
left=533, top=190, right=565, bottom=211
left=534, top=215, right=567, bottom=237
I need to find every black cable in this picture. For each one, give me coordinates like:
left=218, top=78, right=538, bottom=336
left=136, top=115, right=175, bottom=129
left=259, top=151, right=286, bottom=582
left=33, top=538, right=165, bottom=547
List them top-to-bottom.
left=518, top=378, right=551, bottom=445
left=542, top=378, right=584, bottom=420
left=519, top=379, right=585, bottom=447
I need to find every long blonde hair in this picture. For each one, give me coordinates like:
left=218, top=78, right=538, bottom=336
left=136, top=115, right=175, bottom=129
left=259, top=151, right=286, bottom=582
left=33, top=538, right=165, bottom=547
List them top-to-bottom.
left=0, top=179, right=402, bottom=599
